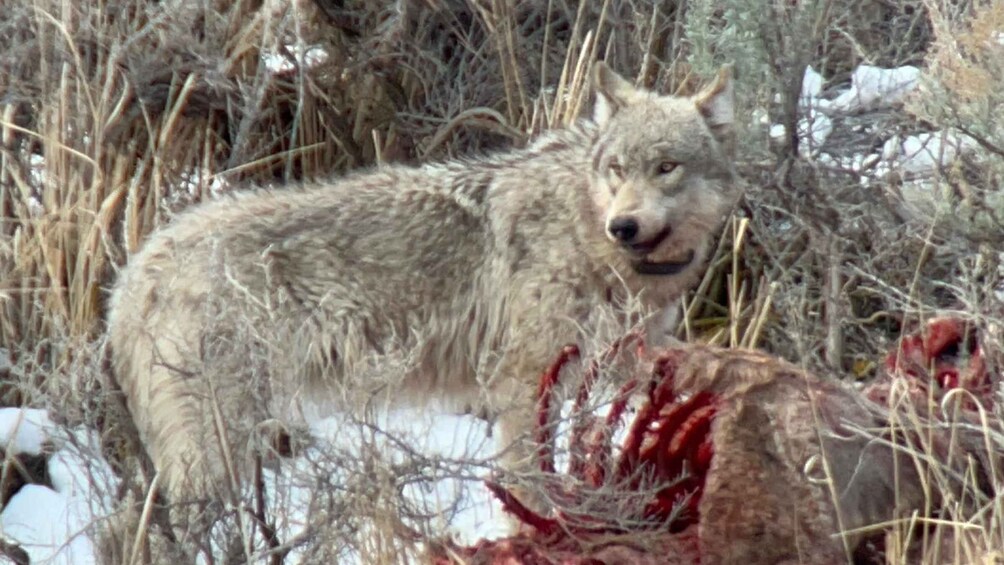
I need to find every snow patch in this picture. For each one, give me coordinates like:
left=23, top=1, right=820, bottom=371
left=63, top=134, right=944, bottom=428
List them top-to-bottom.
left=263, top=44, right=329, bottom=75
left=770, top=64, right=977, bottom=191
left=801, top=65, right=824, bottom=106
left=829, top=65, right=920, bottom=112
left=769, top=109, right=833, bottom=156
left=878, top=131, right=977, bottom=176
left=0, top=399, right=522, bottom=564
left=0, top=408, right=55, bottom=456
left=305, top=408, right=509, bottom=545
left=0, top=413, right=127, bottom=564
left=47, top=429, right=119, bottom=504
left=1, top=485, right=97, bottom=565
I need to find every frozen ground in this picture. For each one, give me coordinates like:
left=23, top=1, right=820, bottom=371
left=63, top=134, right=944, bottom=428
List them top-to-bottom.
left=0, top=406, right=511, bottom=564
left=0, top=408, right=118, bottom=565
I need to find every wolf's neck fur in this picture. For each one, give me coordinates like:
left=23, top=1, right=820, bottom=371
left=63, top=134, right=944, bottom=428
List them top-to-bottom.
left=414, top=118, right=679, bottom=310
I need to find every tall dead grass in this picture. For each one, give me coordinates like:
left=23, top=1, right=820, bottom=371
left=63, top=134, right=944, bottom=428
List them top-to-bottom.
left=0, top=0, right=707, bottom=391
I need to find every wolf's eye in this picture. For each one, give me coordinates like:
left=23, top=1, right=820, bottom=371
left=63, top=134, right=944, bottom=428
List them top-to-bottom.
left=608, top=159, right=624, bottom=179
left=657, top=161, right=677, bottom=175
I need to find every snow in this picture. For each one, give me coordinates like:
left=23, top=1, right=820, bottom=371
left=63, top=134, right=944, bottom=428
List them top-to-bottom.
left=262, top=44, right=329, bottom=75
left=767, top=64, right=977, bottom=197
left=768, top=65, right=924, bottom=156
left=800, top=65, right=824, bottom=105
left=828, top=65, right=920, bottom=112
left=768, top=66, right=836, bottom=156
left=770, top=109, right=833, bottom=156
left=878, top=131, right=977, bottom=176
left=1, top=394, right=634, bottom=564
left=0, top=405, right=510, bottom=564
left=0, top=408, right=54, bottom=456
left=302, top=408, right=510, bottom=545
left=0, top=414, right=116, bottom=565
left=47, top=432, right=119, bottom=505
left=1, top=485, right=98, bottom=565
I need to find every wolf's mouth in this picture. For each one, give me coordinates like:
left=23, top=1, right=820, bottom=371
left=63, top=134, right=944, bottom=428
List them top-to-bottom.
left=625, top=226, right=672, bottom=256
left=633, top=249, right=696, bottom=276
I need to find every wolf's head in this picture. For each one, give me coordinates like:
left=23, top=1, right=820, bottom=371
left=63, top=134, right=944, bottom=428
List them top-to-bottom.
left=589, top=62, right=739, bottom=277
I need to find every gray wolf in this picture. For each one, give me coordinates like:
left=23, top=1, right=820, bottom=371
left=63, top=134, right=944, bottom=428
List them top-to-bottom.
left=105, top=61, right=740, bottom=510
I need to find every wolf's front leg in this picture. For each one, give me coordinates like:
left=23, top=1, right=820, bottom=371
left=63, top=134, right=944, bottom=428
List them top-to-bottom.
left=484, top=278, right=601, bottom=529
left=644, top=303, right=684, bottom=348
left=488, top=324, right=585, bottom=528
left=492, top=366, right=554, bottom=529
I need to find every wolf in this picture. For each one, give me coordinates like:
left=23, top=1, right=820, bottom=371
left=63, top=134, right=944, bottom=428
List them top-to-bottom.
left=105, top=61, right=740, bottom=511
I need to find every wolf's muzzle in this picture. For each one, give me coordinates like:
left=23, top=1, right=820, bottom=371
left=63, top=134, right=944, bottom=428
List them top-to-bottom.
left=623, top=226, right=672, bottom=256
left=632, top=249, right=696, bottom=276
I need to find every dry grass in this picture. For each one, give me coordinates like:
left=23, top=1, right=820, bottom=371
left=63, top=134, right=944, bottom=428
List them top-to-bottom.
left=1, top=0, right=1002, bottom=563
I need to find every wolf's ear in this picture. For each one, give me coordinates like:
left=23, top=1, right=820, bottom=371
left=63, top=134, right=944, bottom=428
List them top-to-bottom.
left=593, top=61, right=641, bottom=126
left=693, top=64, right=736, bottom=148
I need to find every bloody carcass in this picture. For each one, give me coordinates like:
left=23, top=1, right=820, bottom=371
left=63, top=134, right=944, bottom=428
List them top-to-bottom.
left=432, top=318, right=1000, bottom=564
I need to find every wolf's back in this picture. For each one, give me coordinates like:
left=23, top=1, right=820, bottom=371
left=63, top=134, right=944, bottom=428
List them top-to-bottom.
left=105, top=164, right=512, bottom=502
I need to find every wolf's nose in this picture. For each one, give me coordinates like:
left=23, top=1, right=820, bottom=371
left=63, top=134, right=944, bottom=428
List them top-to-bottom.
left=608, top=217, right=639, bottom=243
